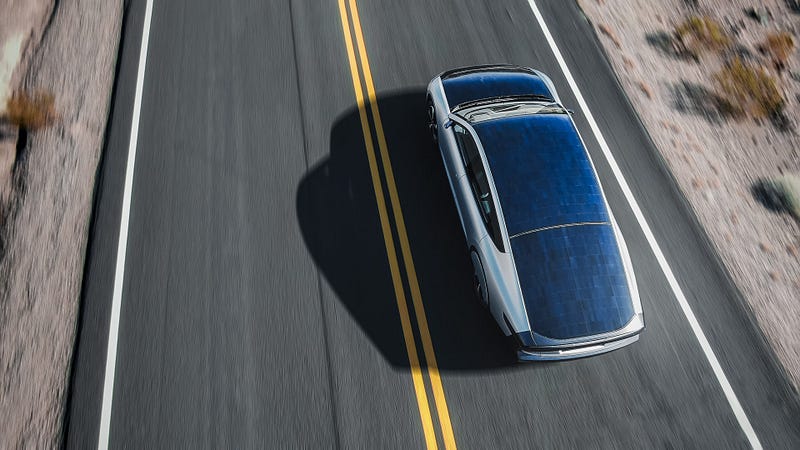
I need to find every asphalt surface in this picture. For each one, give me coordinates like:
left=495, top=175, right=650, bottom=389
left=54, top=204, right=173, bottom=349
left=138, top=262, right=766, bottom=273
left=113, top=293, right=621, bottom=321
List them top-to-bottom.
left=65, top=0, right=800, bottom=448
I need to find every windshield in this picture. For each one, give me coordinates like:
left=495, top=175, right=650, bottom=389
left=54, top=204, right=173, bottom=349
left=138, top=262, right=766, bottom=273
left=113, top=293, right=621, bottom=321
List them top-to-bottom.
left=459, top=101, right=566, bottom=123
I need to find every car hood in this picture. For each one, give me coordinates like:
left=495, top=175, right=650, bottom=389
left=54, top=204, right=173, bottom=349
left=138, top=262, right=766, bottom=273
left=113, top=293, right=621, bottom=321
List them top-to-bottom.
left=511, top=223, right=635, bottom=340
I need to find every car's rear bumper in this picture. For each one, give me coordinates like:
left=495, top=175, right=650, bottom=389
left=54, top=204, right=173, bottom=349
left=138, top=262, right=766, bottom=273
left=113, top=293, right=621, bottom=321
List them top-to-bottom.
left=517, top=333, right=640, bottom=361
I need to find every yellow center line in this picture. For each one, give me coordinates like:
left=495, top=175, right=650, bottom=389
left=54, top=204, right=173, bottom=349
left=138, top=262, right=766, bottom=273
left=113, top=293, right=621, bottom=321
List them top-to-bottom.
left=336, top=1, right=438, bottom=448
left=346, top=1, right=457, bottom=449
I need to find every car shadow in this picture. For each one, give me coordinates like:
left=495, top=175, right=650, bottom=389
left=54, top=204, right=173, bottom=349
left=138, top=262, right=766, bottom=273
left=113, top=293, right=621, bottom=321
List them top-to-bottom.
left=296, top=89, right=518, bottom=371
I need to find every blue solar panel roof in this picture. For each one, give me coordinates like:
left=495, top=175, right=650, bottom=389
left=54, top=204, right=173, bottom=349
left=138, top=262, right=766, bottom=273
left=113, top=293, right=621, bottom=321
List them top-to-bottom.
left=442, top=70, right=553, bottom=109
left=472, top=114, right=609, bottom=237
left=511, top=224, right=634, bottom=339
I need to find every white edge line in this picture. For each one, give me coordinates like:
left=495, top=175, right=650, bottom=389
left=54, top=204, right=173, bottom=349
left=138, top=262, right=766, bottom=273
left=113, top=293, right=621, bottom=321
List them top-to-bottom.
left=98, top=0, right=155, bottom=448
left=526, top=1, right=762, bottom=449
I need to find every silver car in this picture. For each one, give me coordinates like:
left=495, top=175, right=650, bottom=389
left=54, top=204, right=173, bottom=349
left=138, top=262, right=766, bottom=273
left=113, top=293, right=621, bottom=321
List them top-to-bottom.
left=426, top=65, right=644, bottom=360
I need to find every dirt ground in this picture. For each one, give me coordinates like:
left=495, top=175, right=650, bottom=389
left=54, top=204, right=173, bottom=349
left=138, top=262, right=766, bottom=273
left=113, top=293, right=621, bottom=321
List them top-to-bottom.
left=0, top=0, right=122, bottom=447
left=0, top=0, right=54, bottom=213
left=578, top=0, right=800, bottom=393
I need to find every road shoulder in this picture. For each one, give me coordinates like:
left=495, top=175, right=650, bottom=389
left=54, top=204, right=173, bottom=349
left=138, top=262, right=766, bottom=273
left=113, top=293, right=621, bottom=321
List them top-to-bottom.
left=0, top=0, right=122, bottom=447
left=577, top=0, right=800, bottom=394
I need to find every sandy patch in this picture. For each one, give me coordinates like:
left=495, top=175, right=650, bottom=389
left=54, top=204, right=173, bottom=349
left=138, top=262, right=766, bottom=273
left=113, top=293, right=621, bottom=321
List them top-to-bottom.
left=0, top=34, right=24, bottom=109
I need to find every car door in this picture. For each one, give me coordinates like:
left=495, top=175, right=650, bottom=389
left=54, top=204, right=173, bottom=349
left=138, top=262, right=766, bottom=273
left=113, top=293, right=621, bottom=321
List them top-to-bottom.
left=452, top=122, right=506, bottom=306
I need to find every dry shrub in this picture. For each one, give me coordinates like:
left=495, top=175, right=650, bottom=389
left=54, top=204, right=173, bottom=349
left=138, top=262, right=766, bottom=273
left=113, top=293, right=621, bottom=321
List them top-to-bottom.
left=674, top=16, right=731, bottom=59
left=760, top=31, right=795, bottom=71
left=714, top=57, right=783, bottom=119
left=5, top=90, right=57, bottom=131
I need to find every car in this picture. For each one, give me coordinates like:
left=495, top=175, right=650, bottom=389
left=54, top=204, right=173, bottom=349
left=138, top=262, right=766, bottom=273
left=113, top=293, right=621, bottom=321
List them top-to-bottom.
left=426, top=64, right=644, bottom=360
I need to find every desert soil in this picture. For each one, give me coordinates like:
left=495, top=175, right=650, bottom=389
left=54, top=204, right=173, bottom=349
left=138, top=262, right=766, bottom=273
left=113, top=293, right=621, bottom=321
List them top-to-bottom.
left=0, top=0, right=122, bottom=447
left=0, top=0, right=54, bottom=211
left=578, top=0, right=800, bottom=393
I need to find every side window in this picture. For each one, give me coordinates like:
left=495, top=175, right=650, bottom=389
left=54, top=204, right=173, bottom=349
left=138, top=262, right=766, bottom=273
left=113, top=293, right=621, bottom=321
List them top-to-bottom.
left=453, top=124, right=480, bottom=170
left=453, top=125, right=505, bottom=252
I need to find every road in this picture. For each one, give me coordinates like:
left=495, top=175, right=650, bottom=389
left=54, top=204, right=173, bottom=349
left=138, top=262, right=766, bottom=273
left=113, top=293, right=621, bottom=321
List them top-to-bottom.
left=64, top=0, right=800, bottom=448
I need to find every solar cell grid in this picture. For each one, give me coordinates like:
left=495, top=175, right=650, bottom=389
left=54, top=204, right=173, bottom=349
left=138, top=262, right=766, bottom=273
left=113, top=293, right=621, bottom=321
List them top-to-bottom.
left=473, top=114, right=609, bottom=236
left=510, top=224, right=634, bottom=339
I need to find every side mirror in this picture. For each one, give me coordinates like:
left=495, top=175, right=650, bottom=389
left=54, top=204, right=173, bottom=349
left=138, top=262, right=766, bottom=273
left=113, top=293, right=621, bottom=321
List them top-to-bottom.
left=567, top=109, right=575, bottom=115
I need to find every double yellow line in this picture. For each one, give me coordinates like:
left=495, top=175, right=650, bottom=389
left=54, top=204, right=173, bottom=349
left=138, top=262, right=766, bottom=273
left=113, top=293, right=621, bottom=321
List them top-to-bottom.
left=336, top=1, right=456, bottom=448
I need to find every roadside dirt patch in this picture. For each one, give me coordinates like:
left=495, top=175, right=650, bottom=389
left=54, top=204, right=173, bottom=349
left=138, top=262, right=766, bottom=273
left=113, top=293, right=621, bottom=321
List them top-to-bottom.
left=0, top=0, right=122, bottom=447
left=0, top=0, right=54, bottom=215
left=578, top=0, right=800, bottom=393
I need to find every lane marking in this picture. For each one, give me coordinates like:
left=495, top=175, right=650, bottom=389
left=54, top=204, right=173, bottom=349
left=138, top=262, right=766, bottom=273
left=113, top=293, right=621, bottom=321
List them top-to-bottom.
left=98, top=0, right=155, bottom=448
left=347, top=0, right=458, bottom=448
left=336, top=1, right=438, bottom=448
left=526, top=1, right=761, bottom=448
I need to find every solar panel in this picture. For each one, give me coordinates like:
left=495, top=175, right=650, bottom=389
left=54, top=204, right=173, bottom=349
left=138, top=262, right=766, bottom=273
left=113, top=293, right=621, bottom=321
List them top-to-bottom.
left=442, top=71, right=552, bottom=110
left=473, top=114, right=609, bottom=236
left=511, top=224, right=635, bottom=340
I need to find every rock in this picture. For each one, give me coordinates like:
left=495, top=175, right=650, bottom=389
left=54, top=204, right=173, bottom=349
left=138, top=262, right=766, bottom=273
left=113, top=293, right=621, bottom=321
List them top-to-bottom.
left=1, top=34, right=25, bottom=112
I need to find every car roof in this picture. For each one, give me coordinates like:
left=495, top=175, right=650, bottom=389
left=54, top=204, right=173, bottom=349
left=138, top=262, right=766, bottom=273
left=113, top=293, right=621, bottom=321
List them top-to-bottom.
left=441, top=68, right=553, bottom=110
left=471, top=112, right=635, bottom=339
left=471, top=113, right=609, bottom=237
